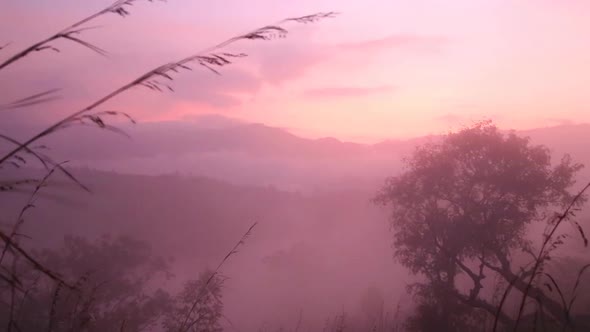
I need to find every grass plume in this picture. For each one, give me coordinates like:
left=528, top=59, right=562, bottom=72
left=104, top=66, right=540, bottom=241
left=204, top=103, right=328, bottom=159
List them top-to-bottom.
left=0, top=0, right=163, bottom=71
left=0, top=11, right=336, bottom=191
left=178, top=222, right=257, bottom=332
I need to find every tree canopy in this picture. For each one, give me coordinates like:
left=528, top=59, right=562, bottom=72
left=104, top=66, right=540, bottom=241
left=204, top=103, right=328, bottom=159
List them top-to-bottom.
left=375, top=121, right=585, bottom=330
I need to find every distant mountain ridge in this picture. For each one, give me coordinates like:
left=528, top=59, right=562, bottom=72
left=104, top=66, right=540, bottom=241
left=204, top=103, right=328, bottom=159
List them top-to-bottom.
left=9, top=113, right=588, bottom=160
left=6, top=115, right=589, bottom=190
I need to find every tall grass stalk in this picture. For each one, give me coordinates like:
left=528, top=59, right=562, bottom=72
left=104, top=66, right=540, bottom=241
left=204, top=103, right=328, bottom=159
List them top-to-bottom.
left=492, top=182, right=590, bottom=331
left=178, top=222, right=257, bottom=332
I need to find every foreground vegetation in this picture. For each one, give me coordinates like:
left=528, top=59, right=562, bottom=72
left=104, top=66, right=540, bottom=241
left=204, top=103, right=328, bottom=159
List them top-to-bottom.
left=1, top=1, right=589, bottom=331
left=376, top=121, right=590, bottom=331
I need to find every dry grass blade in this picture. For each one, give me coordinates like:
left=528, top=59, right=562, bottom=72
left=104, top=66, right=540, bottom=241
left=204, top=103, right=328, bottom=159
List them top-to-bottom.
left=0, top=0, right=161, bottom=71
left=0, top=12, right=336, bottom=179
left=282, top=12, right=339, bottom=24
left=60, top=34, right=108, bottom=56
left=0, top=42, right=11, bottom=51
left=0, top=89, right=61, bottom=111
left=67, top=110, right=137, bottom=138
left=95, top=110, right=137, bottom=124
left=0, top=134, right=89, bottom=192
left=0, top=134, right=50, bottom=169
left=0, top=163, right=64, bottom=266
left=0, top=165, right=78, bottom=291
left=0, top=179, right=41, bottom=192
left=510, top=182, right=590, bottom=332
left=571, top=220, right=588, bottom=247
left=178, top=222, right=257, bottom=332
left=0, top=230, right=75, bottom=289
left=566, top=263, right=590, bottom=315
left=0, top=266, right=24, bottom=292
left=543, top=272, right=569, bottom=325
left=492, top=274, right=519, bottom=332
left=47, top=281, right=64, bottom=332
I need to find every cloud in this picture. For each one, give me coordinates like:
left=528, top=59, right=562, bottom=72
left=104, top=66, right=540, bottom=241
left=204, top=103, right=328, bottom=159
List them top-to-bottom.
left=2, top=0, right=448, bottom=125
left=247, top=30, right=329, bottom=85
left=251, top=33, right=446, bottom=85
left=336, top=34, right=447, bottom=53
left=0, top=46, right=263, bottom=114
left=170, top=67, right=262, bottom=108
left=193, top=67, right=262, bottom=95
left=303, top=85, right=393, bottom=99
left=182, top=91, right=242, bottom=108
left=436, top=112, right=497, bottom=128
left=436, top=113, right=463, bottom=123
left=545, top=118, right=575, bottom=126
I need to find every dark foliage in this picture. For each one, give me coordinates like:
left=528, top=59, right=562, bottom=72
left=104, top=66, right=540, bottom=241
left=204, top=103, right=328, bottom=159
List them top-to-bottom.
left=375, top=121, right=588, bottom=331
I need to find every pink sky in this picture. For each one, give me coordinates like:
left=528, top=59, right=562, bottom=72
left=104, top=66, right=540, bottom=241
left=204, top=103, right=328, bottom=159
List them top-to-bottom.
left=1, top=0, right=590, bottom=142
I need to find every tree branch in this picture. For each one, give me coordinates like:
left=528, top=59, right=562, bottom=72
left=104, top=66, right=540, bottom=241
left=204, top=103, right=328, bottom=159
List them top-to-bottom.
left=452, top=289, right=514, bottom=329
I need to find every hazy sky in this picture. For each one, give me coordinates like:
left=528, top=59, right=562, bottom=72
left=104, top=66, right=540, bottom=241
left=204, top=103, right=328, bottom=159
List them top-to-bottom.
left=1, top=0, right=590, bottom=142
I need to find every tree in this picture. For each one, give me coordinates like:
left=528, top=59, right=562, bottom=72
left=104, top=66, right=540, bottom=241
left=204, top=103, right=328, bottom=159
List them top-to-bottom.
left=374, top=121, right=586, bottom=330
left=0, top=234, right=173, bottom=332
left=163, top=270, right=225, bottom=332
